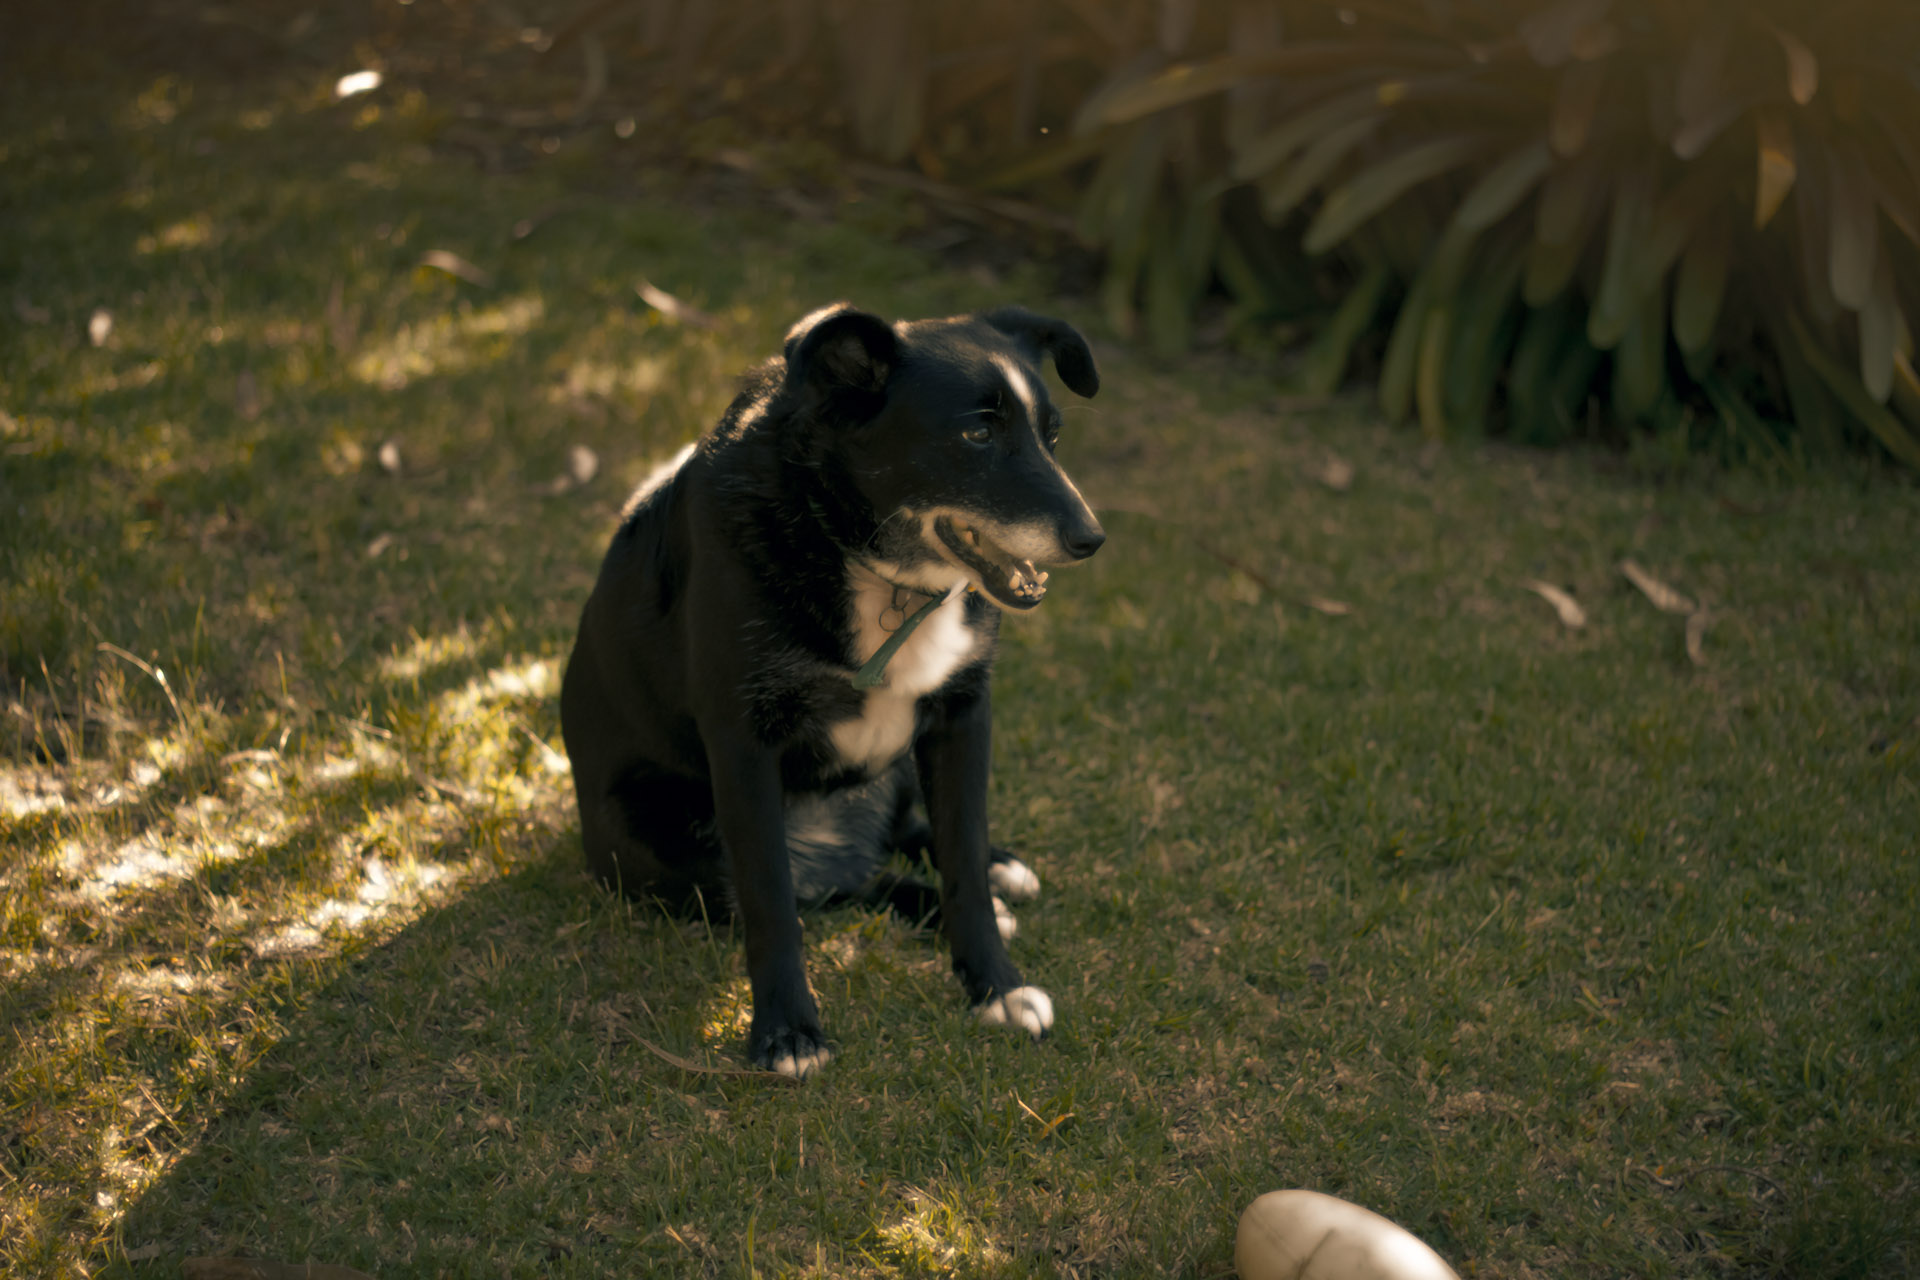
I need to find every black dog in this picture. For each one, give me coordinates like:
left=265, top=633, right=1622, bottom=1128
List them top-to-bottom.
left=559, top=303, right=1103, bottom=1077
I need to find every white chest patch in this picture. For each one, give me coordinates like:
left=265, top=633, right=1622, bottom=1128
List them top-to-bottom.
left=830, top=567, right=977, bottom=774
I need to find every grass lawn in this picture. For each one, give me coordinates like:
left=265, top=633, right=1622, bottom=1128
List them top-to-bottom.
left=4, top=6, right=1918, bottom=1278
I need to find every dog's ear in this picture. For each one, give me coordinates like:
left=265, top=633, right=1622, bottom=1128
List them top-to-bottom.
left=784, top=303, right=898, bottom=398
left=982, top=307, right=1099, bottom=398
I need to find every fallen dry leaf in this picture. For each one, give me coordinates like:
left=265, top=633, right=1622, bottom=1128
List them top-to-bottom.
left=334, top=69, right=383, bottom=100
left=417, top=249, right=492, bottom=287
left=637, top=281, right=719, bottom=329
left=87, top=308, right=113, bottom=347
left=234, top=370, right=260, bottom=421
left=377, top=440, right=402, bottom=474
left=567, top=443, right=598, bottom=485
left=538, top=444, right=600, bottom=495
left=1317, top=455, right=1355, bottom=491
left=1620, top=559, right=1696, bottom=615
left=1522, top=580, right=1587, bottom=629
left=1303, top=595, right=1352, bottom=617
left=1685, top=609, right=1710, bottom=666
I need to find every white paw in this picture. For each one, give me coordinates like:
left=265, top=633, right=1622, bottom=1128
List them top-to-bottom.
left=989, top=856, right=1042, bottom=903
left=993, top=895, right=1018, bottom=940
left=977, top=985, right=1053, bottom=1039
left=771, top=1043, right=832, bottom=1080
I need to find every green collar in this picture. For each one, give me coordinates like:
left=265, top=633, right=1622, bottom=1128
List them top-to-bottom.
left=807, top=495, right=943, bottom=690
left=853, top=593, right=946, bottom=690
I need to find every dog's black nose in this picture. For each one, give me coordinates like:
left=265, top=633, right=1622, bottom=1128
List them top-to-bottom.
left=1061, top=520, right=1106, bottom=561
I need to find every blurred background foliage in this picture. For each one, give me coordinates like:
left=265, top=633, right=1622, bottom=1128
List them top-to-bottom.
left=536, top=0, right=1920, bottom=466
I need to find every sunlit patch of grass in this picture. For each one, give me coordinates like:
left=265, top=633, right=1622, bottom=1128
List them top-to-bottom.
left=133, top=215, right=218, bottom=256
left=349, top=293, right=546, bottom=390
left=377, top=626, right=485, bottom=683
left=695, top=978, right=754, bottom=1049
left=876, top=1186, right=1011, bottom=1274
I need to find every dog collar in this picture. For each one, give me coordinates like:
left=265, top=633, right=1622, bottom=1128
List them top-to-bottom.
left=816, top=497, right=969, bottom=689
left=853, top=594, right=946, bottom=689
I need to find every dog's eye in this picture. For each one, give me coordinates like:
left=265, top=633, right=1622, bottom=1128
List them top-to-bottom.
left=1042, top=409, right=1062, bottom=449
left=961, top=423, right=993, bottom=446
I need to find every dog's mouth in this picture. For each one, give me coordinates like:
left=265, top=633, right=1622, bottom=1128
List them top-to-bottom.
left=933, top=515, right=1049, bottom=611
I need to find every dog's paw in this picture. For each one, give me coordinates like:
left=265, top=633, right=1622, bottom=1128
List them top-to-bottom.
left=988, top=854, right=1042, bottom=903
left=993, top=895, right=1018, bottom=941
left=977, top=985, right=1053, bottom=1039
left=750, top=1024, right=833, bottom=1080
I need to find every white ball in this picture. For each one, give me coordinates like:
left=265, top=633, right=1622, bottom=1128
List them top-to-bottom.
left=1235, top=1190, right=1460, bottom=1280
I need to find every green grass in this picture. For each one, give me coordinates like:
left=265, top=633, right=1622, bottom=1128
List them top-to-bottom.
left=4, top=7, right=1919, bottom=1278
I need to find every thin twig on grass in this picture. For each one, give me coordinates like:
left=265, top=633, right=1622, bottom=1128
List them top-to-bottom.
left=1102, top=503, right=1352, bottom=615
left=95, top=642, right=186, bottom=728
left=1441, top=893, right=1514, bottom=976
left=632, top=1035, right=801, bottom=1086
left=1015, top=1094, right=1074, bottom=1138
left=1666, top=1162, right=1786, bottom=1199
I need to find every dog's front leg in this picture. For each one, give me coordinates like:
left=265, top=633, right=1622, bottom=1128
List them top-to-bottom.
left=915, top=687, right=1053, bottom=1038
left=703, top=730, right=830, bottom=1078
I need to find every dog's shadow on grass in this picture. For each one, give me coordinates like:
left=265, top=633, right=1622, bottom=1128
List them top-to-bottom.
left=107, top=834, right=786, bottom=1277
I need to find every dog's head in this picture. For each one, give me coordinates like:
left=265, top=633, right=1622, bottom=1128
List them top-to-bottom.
left=782, top=303, right=1104, bottom=611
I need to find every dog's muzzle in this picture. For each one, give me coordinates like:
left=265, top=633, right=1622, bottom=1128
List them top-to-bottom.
left=934, top=515, right=1045, bottom=608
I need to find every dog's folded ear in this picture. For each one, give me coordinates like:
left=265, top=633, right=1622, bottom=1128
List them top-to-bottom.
left=784, top=303, right=899, bottom=398
left=981, top=307, right=1099, bottom=399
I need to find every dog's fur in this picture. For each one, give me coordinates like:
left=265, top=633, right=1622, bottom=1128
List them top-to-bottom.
left=559, top=303, right=1103, bottom=1077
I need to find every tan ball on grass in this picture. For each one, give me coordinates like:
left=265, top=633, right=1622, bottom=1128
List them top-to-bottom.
left=1235, top=1190, right=1460, bottom=1280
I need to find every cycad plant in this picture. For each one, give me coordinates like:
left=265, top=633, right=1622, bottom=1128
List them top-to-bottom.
left=570, top=0, right=1920, bottom=464
left=1058, top=0, right=1920, bottom=462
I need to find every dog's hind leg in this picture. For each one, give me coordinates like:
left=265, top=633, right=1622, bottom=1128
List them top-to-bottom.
left=564, top=646, right=723, bottom=908
left=809, top=760, right=1018, bottom=939
left=883, top=760, right=1041, bottom=915
left=588, top=768, right=726, bottom=911
left=986, top=846, right=1042, bottom=904
left=850, top=871, right=1020, bottom=940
